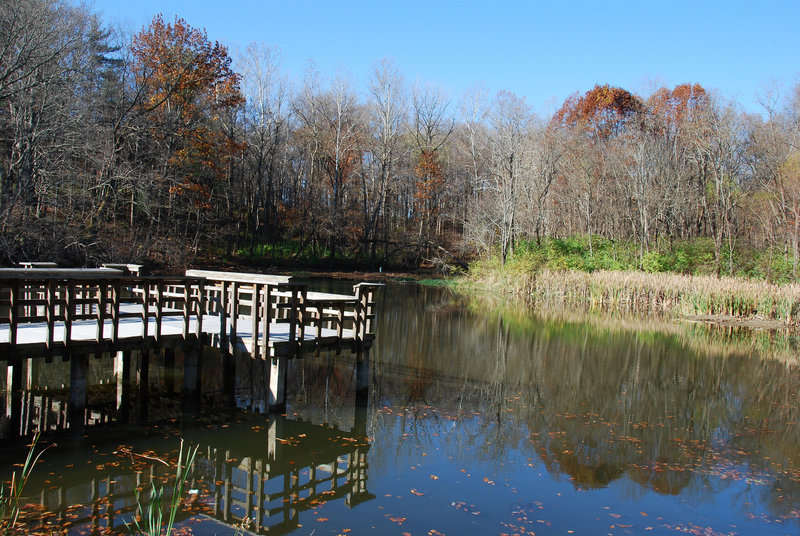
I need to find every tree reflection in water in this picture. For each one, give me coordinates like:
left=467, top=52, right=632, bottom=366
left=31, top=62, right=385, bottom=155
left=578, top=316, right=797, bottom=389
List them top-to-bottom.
left=365, top=283, right=800, bottom=522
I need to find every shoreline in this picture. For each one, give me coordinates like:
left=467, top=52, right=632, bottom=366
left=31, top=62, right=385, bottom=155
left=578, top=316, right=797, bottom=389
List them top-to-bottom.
left=452, top=268, right=800, bottom=329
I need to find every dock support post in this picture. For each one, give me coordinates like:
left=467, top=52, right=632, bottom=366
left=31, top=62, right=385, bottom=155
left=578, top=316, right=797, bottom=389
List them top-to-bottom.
left=183, top=345, right=202, bottom=414
left=163, top=348, right=175, bottom=394
left=137, top=349, right=150, bottom=421
left=354, top=349, right=370, bottom=437
left=355, top=349, right=370, bottom=400
left=115, top=351, right=131, bottom=424
left=68, top=352, right=88, bottom=431
left=222, top=353, right=236, bottom=407
left=268, top=356, right=287, bottom=413
left=25, top=358, right=38, bottom=390
left=5, top=360, right=23, bottom=438
left=267, top=416, right=285, bottom=460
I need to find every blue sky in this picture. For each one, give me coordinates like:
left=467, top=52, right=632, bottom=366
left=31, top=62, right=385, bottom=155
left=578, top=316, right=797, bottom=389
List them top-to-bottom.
left=90, top=0, right=799, bottom=116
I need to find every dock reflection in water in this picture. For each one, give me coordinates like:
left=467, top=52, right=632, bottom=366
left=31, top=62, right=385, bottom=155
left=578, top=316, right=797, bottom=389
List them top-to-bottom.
left=7, top=395, right=372, bottom=535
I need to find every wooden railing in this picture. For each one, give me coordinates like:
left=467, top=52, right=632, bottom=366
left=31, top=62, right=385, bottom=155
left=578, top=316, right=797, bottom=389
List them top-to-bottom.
left=1, top=268, right=382, bottom=359
left=0, top=269, right=205, bottom=356
left=186, top=270, right=383, bottom=357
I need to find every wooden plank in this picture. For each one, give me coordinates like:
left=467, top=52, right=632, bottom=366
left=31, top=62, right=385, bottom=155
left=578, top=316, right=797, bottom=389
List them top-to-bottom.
left=19, top=262, right=58, bottom=268
left=0, top=268, right=123, bottom=279
left=186, top=269, right=291, bottom=285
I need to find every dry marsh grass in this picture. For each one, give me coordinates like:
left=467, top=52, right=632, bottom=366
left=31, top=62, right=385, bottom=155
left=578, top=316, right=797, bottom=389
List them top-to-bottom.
left=457, top=269, right=800, bottom=325
left=462, top=290, right=800, bottom=366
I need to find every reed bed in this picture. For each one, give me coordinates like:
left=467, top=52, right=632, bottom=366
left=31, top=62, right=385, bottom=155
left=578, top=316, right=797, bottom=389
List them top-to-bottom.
left=457, top=268, right=800, bottom=325
left=462, top=291, right=800, bottom=366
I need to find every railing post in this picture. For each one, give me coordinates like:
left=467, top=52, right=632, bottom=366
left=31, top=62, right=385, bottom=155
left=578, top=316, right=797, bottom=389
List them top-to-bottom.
left=45, top=279, right=56, bottom=351
left=196, top=279, right=205, bottom=338
left=9, top=280, right=18, bottom=347
left=111, top=280, right=121, bottom=344
left=140, top=280, right=150, bottom=339
left=182, top=280, right=190, bottom=340
left=64, top=281, right=73, bottom=347
left=95, top=281, right=106, bottom=343
left=155, top=281, right=163, bottom=343
left=220, top=281, right=229, bottom=351
left=230, top=282, right=239, bottom=354
left=252, top=283, right=262, bottom=360
left=261, top=285, right=271, bottom=360
left=287, top=286, right=297, bottom=345
left=298, top=287, right=307, bottom=345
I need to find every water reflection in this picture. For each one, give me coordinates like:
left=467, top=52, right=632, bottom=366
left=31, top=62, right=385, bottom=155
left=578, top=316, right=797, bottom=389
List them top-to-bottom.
left=2, top=281, right=800, bottom=534
left=370, top=284, right=800, bottom=522
left=10, top=409, right=371, bottom=535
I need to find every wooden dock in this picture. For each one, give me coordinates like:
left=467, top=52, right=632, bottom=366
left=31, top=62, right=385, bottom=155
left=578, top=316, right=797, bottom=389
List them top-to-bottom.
left=0, top=267, right=382, bottom=429
left=0, top=268, right=381, bottom=359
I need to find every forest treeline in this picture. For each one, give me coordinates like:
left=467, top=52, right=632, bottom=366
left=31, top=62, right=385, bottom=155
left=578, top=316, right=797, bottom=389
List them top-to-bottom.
left=2, top=0, right=799, bottom=278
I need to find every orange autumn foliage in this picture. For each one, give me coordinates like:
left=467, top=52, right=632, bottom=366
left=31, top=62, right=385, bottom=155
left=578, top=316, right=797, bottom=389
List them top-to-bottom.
left=132, top=15, right=245, bottom=206
left=552, top=84, right=644, bottom=139
left=414, top=150, right=445, bottom=204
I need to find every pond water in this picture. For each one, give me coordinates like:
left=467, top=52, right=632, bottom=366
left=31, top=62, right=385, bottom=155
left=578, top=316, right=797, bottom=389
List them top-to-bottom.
left=2, top=281, right=800, bottom=535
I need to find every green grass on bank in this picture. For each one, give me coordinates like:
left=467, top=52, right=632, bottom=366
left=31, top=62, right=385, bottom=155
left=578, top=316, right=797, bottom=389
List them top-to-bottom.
left=469, top=236, right=797, bottom=283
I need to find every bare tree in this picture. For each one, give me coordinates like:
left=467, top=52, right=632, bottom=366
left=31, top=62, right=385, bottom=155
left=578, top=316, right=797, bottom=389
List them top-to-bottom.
left=238, top=42, right=289, bottom=253
left=362, top=58, right=406, bottom=260
left=411, top=81, right=454, bottom=251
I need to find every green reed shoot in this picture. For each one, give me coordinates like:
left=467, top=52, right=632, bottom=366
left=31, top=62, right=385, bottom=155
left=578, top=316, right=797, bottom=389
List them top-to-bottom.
left=1, top=434, right=53, bottom=533
left=126, top=439, right=199, bottom=536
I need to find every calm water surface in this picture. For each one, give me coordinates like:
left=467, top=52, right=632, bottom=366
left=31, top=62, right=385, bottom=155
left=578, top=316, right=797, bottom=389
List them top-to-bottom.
left=2, top=280, right=800, bottom=535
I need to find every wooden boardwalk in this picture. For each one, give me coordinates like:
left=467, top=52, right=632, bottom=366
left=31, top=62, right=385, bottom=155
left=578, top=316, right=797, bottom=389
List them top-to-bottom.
left=0, top=267, right=382, bottom=423
left=0, top=268, right=382, bottom=360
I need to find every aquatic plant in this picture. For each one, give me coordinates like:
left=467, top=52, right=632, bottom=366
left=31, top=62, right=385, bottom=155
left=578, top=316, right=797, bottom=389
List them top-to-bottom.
left=457, top=267, right=800, bottom=325
left=0, top=434, right=52, bottom=534
left=126, top=439, right=198, bottom=536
